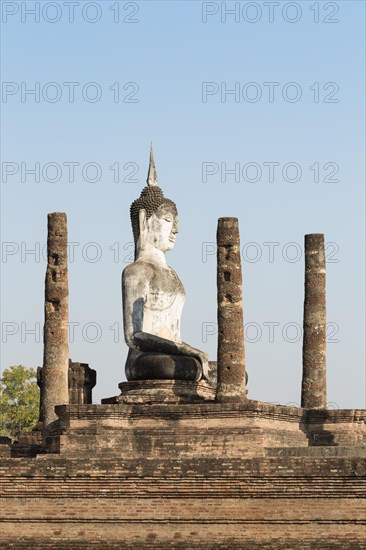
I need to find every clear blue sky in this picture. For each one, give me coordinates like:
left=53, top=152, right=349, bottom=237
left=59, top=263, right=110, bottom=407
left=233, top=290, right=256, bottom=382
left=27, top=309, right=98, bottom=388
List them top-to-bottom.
left=1, top=0, right=365, bottom=408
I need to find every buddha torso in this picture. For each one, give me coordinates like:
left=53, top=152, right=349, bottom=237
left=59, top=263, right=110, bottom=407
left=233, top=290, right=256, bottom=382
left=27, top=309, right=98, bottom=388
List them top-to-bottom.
left=122, top=259, right=200, bottom=381
left=132, top=259, right=185, bottom=343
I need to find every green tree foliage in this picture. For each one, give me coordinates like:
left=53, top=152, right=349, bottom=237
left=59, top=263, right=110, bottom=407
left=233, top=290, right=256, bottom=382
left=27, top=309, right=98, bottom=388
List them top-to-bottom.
left=0, top=365, right=40, bottom=440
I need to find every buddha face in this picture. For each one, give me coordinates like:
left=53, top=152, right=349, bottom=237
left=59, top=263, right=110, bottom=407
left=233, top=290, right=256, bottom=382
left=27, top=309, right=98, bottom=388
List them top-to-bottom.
left=145, top=203, right=179, bottom=253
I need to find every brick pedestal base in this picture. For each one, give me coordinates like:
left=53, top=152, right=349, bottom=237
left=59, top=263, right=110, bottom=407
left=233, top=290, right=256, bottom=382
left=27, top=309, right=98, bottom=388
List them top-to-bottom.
left=102, top=379, right=215, bottom=404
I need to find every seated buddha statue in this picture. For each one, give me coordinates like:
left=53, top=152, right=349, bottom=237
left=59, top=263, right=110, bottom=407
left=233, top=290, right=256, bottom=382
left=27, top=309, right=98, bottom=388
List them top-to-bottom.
left=122, top=145, right=208, bottom=382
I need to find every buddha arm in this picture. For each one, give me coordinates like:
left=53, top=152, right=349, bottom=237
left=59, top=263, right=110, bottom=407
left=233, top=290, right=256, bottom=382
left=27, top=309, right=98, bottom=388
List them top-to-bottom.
left=122, top=265, right=150, bottom=348
left=133, top=332, right=209, bottom=375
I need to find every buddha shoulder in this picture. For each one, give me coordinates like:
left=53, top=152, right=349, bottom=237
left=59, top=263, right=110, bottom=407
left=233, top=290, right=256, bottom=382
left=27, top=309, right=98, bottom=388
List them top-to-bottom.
left=122, top=260, right=155, bottom=283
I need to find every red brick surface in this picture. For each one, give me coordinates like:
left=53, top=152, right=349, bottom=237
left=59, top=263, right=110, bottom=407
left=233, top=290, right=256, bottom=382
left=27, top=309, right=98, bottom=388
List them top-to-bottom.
left=1, top=402, right=365, bottom=548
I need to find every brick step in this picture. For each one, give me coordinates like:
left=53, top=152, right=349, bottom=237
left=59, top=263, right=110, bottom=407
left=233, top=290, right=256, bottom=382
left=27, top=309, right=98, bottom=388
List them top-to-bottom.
left=265, top=446, right=366, bottom=458
left=1, top=456, right=365, bottom=478
left=1, top=476, right=365, bottom=498
left=0, top=539, right=365, bottom=550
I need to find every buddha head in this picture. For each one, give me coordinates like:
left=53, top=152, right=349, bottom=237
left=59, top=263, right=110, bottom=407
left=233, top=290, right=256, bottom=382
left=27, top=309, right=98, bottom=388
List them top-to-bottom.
left=130, top=145, right=178, bottom=257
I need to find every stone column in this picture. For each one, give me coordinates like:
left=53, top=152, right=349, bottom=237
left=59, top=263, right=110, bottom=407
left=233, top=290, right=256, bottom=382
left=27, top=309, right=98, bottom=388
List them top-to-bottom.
left=42, top=212, right=69, bottom=430
left=216, top=218, right=247, bottom=402
left=301, top=233, right=327, bottom=409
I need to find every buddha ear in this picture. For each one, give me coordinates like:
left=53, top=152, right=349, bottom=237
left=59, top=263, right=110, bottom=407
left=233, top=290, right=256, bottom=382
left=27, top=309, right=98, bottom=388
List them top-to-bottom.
left=138, top=209, right=147, bottom=251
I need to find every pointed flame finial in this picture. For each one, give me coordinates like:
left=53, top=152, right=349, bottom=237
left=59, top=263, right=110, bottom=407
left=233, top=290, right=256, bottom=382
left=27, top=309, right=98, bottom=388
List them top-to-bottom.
left=146, top=142, right=158, bottom=186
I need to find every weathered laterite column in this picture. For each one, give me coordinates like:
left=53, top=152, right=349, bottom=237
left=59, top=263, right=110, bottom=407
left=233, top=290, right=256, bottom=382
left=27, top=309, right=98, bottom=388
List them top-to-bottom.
left=42, top=212, right=69, bottom=431
left=216, top=218, right=247, bottom=402
left=301, top=233, right=327, bottom=409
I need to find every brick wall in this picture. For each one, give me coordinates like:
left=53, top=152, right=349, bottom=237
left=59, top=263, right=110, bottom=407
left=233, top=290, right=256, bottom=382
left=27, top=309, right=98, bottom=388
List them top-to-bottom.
left=1, top=401, right=365, bottom=548
left=44, top=402, right=365, bottom=458
left=1, top=455, right=365, bottom=548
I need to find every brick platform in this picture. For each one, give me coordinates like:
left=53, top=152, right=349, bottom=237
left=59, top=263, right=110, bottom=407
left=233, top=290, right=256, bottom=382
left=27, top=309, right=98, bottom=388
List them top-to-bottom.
left=1, top=401, right=365, bottom=548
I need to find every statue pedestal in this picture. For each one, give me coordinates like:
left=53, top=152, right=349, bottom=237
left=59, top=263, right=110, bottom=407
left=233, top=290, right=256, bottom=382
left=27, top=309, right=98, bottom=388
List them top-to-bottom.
left=102, top=379, right=215, bottom=404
